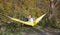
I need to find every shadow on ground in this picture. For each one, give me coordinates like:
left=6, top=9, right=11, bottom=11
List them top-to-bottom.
left=0, top=24, right=60, bottom=35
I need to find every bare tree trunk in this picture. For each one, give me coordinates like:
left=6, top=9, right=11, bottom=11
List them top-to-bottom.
left=49, top=0, right=54, bottom=19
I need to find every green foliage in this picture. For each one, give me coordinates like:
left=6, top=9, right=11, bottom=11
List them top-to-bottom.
left=0, top=0, right=60, bottom=35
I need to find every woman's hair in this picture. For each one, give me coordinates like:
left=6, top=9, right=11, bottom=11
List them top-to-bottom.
left=27, top=14, right=33, bottom=18
left=28, top=14, right=32, bottom=17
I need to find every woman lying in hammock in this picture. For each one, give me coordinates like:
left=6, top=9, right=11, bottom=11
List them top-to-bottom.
left=6, top=13, right=47, bottom=26
left=27, top=14, right=35, bottom=22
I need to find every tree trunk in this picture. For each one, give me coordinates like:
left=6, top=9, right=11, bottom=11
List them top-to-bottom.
left=49, top=0, right=54, bottom=19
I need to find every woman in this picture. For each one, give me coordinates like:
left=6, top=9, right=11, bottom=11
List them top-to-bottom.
left=27, top=14, right=35, bottom=22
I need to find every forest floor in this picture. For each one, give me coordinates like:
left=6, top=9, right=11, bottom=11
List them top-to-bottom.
left=0, top=25, right=60, bottom=35
left=21, top=26, right=60, bottom=35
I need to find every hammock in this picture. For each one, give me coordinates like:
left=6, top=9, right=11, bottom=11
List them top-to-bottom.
left=6, top=13, right=47, bottom=26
